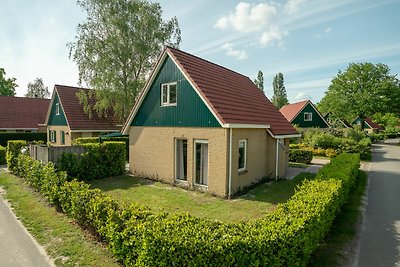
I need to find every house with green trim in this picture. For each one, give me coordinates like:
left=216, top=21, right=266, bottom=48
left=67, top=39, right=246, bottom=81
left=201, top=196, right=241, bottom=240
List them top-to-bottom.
left=122, top=47, right=299, bottom=198
left=45, top=85, right=121, bottom=146
left=279, top=100, right=330, bottom=128
left=352, top=116, right=383, bottom=133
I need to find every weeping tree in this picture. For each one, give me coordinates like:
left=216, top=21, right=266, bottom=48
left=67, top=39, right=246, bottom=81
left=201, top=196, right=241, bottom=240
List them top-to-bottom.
left=68, top=0, right=181, bottom=119
left=272, top=73, right=288, bottom=109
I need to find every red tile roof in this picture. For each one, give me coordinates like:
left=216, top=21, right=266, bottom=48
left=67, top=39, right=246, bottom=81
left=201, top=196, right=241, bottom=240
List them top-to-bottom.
left=166, top=47, right=297, bottom=136
left=52, top=85, right=121, bottom=131
left=0, top=96, right=50, bottom=130
left=279, top=100, right=309, bottom=122
left=365, top=117, right=384, bottom=130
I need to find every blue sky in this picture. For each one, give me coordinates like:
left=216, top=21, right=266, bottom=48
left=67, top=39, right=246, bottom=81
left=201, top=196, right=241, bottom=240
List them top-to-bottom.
left=1, top=0, right=399, bottom=103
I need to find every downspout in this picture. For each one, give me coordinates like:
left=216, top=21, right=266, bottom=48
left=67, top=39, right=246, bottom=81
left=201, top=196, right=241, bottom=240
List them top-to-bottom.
left=228, top=128, right=233, bottom=199
left=275, top=138, right=279, bottom=181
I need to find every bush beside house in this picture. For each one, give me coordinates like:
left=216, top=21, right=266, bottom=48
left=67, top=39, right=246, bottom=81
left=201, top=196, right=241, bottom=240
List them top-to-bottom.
left=0, top=132, right=46, bottom=147
left=57, top=141, right=126, bottom=180
left=9, top=144, right=360, bottom=266
left=0, top=146, right=6, bottom=165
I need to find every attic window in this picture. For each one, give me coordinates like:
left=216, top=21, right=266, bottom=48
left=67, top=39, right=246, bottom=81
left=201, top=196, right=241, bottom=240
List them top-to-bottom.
left=161, top=82, right=177, bottom=106
left=56, top=103, right=60, bottom=115
left=304, top=112, right=312, bottom=121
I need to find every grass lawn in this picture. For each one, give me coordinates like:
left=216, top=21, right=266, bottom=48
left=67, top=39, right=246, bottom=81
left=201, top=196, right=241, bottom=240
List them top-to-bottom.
left=0, top=171, right=119, bottom=267
left=89, top=172, right=315, bottom=223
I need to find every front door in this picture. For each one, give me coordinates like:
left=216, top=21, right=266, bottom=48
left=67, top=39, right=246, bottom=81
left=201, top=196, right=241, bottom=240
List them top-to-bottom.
left=195, top=140, right=208, bottom=186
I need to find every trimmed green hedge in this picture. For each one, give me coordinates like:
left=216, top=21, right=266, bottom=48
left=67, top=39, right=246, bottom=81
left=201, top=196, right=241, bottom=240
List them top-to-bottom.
left=0, top=132, right=46, bottom=147
left=73, top=136, right=129, bottom=160
left=6, top=140, right=27, bottom=172
left=57, top=141, right=126, bottom=180
left=0, top=145, right=6, bottom=165
left=289, top=149, right=313, bottom=164
left=11, top=152, right=360, bottom=266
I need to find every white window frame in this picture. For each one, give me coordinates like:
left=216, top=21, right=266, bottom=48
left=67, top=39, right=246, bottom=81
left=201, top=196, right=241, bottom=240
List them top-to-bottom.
left=161, top=82, right=177, bottom=106
left=56, top=103, right=60, bottom=115
left=304, top=112, right=312, bottom=121
left=50, top=130, right=56, bottom=143
left=175, top=138, right=187, bottom=181
left=194, top=139, right=209, bottom=187
left=238, top=140, right=247, bottom=172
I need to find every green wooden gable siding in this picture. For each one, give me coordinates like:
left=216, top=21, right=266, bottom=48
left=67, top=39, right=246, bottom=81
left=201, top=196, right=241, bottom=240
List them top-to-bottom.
left=132, top=56, right=221, bottom=127
left=48, top=94, right=68, bottom=126
left=292, top=103, right=329, bottom=128
left=352, top=117, right=370, bottom=129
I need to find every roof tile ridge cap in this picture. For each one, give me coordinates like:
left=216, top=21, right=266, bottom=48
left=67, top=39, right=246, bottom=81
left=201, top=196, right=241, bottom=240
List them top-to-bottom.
left=166, top=46, right=251, bottom=80
left=166, top=47, right=225, bottom=124
left=55, top=84, right=91, bottom=91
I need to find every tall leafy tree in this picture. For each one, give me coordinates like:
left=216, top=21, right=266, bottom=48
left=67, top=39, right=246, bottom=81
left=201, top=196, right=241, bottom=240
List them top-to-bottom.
left=69, top=0, right=181, bottom=119
left=319, top=63, right=400, bottom=121
left=0, top=68, right=17, bottom=96
left=254, top=70, right=264, bottom=93
left=271, top=73, right=288, bottom=109
left=25, top=78, right=50, bottom=98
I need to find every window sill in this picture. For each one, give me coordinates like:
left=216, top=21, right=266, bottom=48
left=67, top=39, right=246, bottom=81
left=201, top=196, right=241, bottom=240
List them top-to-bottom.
left=160, top=104, right=177, bottom=107
left=238, top=170, right=248, bottom=175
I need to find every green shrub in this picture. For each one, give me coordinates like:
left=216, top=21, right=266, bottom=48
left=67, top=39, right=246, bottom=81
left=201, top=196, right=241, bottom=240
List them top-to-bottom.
left=344, top=128, right=367, bottom=142
left=0, top=132, right=46, bottom=147
left=312, top=133, right=341, bottom=149
left=74, top=136, right=129, bottom=160
left=6, top=140, right=27, bottom=172
left=57, top=142, right=126, bottom=181
left=0, top=145, right=6, bottom=165
left=12, top=149, right=360, bottom=267
left=289, top=149, right=313, bottom=164
left=57, top=152, right=79, bottom=179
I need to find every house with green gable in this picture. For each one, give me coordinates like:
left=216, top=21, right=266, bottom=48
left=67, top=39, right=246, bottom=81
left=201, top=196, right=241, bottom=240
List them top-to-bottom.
left=122, top=47, right=299, bottom=198
left=45, top=85, right=121, bottom=146
left=279, top=100, right=330, bottom=128
left=352, top=116, right=383, bottom=133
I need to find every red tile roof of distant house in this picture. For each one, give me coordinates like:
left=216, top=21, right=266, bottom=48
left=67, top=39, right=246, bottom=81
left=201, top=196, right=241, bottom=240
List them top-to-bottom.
left=125, top=47, right=298, bottom=136
left=50, top=85, right=121, bottom=131
left=0, top=96, right=50, bottom=130
left=279, top=100, right=309, bottom=122
left=365, top=117, right=384, bottom=130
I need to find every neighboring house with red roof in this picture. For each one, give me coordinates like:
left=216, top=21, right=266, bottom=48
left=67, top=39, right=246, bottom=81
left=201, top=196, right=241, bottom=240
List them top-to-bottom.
left=122, top=47, right=299, bottom=197
left=45, top=85, right=121, bottom=146
left=0, top=96, right=50, bottom=132
left=279, top=100, right=330, bottom=128
left=352, top=116, right=384, bottom=133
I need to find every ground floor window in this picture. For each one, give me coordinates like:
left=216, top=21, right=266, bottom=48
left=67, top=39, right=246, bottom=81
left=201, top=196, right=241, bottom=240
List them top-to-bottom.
left=50, top=130, right=56, bottom=143
left=61, top=131, right=65, bottom=145
left=175, top=139, right=187, bottom=181
left=194, top=140, right=208, bottom=186
left=238, top=140, right=247, bottom=172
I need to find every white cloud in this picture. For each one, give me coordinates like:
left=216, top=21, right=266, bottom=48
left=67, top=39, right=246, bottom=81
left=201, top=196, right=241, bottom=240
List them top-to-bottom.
left=284, top=0, right=307, bottom=14
left=214, top=2, right=277, bottom=33
left=259, top=26, right=288, bottom=47
left=324, top=27, right=332, bottom=33
left=221, top=43, right=248, bottom=60
left=293, top=92, right=313, bottom=101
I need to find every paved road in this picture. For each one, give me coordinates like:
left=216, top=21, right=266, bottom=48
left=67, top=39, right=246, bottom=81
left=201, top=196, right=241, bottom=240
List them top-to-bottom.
left=354, top=139, right=400, bottom=267
left=0, top=187, right=54, bottom=267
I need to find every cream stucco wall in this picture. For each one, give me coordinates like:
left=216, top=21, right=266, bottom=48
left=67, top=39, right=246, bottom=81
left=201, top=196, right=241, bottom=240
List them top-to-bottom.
left=47, top=126, right=72, bottom=146
left=128, top=126, right=291, bottom=197
left=129, top=126, right=229, bottom=197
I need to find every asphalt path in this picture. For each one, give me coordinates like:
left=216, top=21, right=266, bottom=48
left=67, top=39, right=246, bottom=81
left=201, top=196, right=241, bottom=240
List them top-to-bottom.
left=354, top=139, right=400, bottom=267
left=0, top=186, right=54, bottom=267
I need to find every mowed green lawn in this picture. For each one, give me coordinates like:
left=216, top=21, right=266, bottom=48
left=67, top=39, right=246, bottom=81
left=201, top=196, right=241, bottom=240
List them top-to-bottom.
left=89, top=172, right=315, bottom=223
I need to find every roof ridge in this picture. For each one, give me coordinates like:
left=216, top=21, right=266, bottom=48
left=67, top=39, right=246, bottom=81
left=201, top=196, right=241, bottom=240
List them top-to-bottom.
left=166, top=46, right=251, bottom=80
left=55, top=84, right=91, bottom=91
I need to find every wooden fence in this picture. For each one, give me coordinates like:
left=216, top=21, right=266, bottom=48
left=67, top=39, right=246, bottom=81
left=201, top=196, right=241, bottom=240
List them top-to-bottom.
left=30, top=145, right=86, bottom=164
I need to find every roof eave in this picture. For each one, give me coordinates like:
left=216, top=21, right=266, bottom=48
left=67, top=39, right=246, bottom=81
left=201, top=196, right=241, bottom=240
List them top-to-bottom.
left=222, top=123, right=270, bottom=129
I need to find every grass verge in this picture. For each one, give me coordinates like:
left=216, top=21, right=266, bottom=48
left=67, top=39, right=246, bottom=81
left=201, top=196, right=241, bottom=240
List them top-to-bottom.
left=288, top=162, right=310, bottom=168
left=309, top=170, right=367, bottom=266
left=0, top=171, right=119, bottom=267
left=89, top=172, right=315, bottom=222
